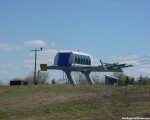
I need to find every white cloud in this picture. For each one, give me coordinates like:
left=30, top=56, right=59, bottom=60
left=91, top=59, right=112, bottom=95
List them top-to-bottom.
left=24, top=40, right=46, bottom=47
left=0, top=44, right=22, bottom=51
left=23, top=49, right=58, bottom=69
left=38, top=49, right=58, bottom=59
left=23, top=59, right=49, bottom=70
left=23, top=60, right=35, bottom=69
left=124, top=66, right=150, bottom=78
left=137, top=68, right=150, bottom=74
left=10, top=72, right=22, bottom=79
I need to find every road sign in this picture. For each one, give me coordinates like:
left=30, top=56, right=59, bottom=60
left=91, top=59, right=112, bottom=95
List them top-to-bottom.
left=40, top=64, right=47, bottom=71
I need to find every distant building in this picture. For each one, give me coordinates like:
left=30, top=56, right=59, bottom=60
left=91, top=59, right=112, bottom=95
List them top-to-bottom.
left=105, top=75, right=118, bottom=86
left=10, top=80, right=27, bottom=85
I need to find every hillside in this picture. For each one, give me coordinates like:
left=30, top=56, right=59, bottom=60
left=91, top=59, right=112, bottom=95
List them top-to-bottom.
left=0, top=85, right=150, bottom=120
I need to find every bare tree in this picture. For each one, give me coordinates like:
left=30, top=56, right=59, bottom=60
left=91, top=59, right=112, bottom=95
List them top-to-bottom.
left=38, top=71, right=49, bottom=84
left=24, top=72, right=49, bottom=85
left=24, top=72, right=34, bottom=85
left=137, top=75, right=150, bottom=85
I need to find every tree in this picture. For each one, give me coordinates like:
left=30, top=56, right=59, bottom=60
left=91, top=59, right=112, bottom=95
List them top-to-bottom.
left=24, top=71, right=49, bottom=85
left=38, top=71, right=49, bottom=85
left=24, top=72, right=34, bottom=85
left=112, top=72, right=126, bottom=86
left=112, top=72, right=135, bottom=86
left=137, top=75, right=150, bottom=85
left=125, top=76, right=130, bottom=85
left=130, top=77, right=135, bottom=85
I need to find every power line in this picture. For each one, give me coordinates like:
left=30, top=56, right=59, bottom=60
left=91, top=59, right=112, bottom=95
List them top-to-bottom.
left=117, top=55, right=150, bottom=68
left=117, top=55, right=150, bottom=67
left=118, top=55, right=150, bottom=63
left=139, top=59, right=150, bottom=63
left=131, top=60, right=150, bottom=65
left=133, top=61, right=150, bottom=68
left=136, top=62, right=150, bottom=66
left=136, top=62, right=150, bottom=67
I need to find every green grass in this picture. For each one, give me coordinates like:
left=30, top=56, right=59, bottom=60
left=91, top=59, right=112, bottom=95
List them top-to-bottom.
left=0, top=85, right=150, bottom=120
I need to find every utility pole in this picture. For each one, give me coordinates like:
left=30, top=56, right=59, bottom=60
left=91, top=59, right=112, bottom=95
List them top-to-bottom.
left=30, top=47, right=43, bottom=85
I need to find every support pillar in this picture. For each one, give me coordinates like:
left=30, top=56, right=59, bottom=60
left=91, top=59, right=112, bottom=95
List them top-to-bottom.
left=64, top=70, right=77, bottom=85
left=82, top=71, right=94, bottom=85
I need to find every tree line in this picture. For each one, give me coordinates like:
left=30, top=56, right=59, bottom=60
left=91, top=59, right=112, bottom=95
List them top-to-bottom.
left=9, top=71, right=150, bottom=86
left=10, top=72, right=52, bottom=85
left=112, top=72, right=150, bottom=86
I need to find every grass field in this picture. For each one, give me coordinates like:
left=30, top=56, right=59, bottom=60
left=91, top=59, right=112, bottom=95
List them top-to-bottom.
left=0, top=85, right=150, bottom=120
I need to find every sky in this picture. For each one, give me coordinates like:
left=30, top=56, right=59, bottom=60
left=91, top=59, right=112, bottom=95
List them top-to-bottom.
left=0, top=0, right=150, bottom=84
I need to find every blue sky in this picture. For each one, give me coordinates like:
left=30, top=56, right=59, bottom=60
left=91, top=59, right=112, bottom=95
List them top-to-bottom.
left=0, top=0, right=150, bottom=84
